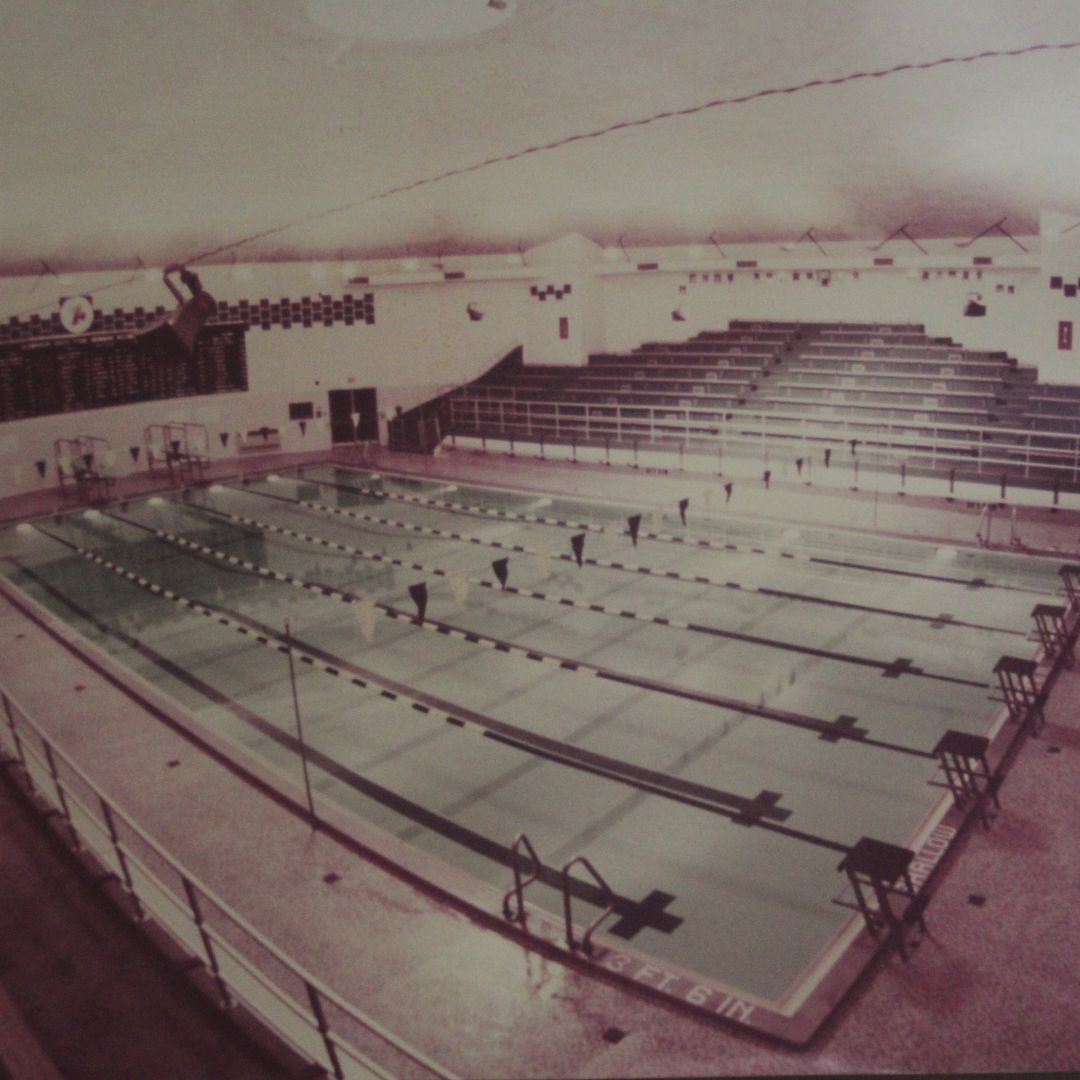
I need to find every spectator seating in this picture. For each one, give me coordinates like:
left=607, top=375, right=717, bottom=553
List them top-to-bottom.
left=443, top=321, right=1080, bottom=489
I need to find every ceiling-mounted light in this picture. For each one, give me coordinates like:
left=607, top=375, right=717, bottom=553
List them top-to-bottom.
left=305, top=0, right=516, bottom=45
left=956, top=217, right=1028, bottom=254
left=1043, top=217, right=1080, bottom=241
left=869, top=223, right=928, bottom=255
left=782, top=228, right=828, bottom=257
left=600, top=233, right=630, bottom=262
left=132, top=255, right=156, bottom=284
left=230, top=255, right=253, bottom=282
left=38, top=260, right=75, bottom=287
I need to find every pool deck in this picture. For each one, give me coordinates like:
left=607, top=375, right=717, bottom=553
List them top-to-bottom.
left=2, top=448, right=1080, bottom=1077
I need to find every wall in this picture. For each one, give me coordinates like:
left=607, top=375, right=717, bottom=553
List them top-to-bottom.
left=1036, top=210, right=1080, bottom=383
left=4, top=220, right=1078, bottom=500
left=0, top=258, right=583, bottom=496
left=600, top=264, right=1040, bottom=363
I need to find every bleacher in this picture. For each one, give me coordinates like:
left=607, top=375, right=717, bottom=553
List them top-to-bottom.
left=443, top=321, right=1080, bottom=490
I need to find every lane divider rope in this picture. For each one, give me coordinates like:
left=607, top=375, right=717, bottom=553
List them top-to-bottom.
left=291, top=469, right=1052, bottom=596
left=243, top=482, right=1023, bottom=636
left=187, top=497, right=989, bottom=688
left=114, top=508, right=935, bottom=759
left=34, top=523, right=808, bottom=831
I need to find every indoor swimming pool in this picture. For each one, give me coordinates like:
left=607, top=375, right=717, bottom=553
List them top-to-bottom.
left=0, top=462, right=1063, bottom=1024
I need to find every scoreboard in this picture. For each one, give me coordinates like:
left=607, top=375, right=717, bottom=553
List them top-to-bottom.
left=0, top=323, right=248, bottom=422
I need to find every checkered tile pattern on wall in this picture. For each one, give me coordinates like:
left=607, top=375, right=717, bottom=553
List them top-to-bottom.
left=529, top=283, right=572, bottom=301
left=0, top=293, right=376, bottom=343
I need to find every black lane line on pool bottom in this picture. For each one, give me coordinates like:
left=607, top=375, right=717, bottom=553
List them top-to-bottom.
left=299, top=468, right=1053, bottom=597
left=240, top=482, right=1024, bottom=638
left=187, top=497, right=990, bottom=691
left=121, top=506, right=936, bottom=762
left=33, top=525, right=816, bottom=837
left=3, top=556, right=694, bottom=929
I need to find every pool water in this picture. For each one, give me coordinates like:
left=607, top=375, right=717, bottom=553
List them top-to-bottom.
left=0, top=463, right=1060, bottom=1007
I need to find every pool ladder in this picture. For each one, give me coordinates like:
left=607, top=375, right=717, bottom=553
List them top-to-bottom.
left=502, top=833, right=616, bottom=955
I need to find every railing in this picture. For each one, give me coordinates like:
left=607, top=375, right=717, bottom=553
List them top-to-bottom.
left=445, top=394, right=1080, bottom=484
left=0, top=681, right=457, bottom=1080
left=502, top=833, right=541, bottom=924
left=561, top=856, right=615, bottom=955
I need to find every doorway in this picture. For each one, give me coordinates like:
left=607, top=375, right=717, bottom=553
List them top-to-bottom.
left=328, top=387, right=378, bottom=444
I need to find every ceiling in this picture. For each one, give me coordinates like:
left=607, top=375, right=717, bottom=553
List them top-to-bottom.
left=2, top=0, right=1080, bottom=273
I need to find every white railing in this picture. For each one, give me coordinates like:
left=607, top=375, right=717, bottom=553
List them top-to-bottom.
left=445, top=394, right=1080, bottom=483
left=0, top=682, right=457, bottom=1080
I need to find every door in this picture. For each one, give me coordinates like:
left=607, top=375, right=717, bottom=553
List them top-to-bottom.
left=328, top=387, right=378, bottom=444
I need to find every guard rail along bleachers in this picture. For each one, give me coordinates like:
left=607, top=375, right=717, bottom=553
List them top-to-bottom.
left=441, top=321, right=1080, bottom=494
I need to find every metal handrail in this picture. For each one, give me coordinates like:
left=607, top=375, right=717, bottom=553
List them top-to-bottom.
left=447, top=391, right=1073, bottom=445
left=445, top=394, right=1080, bottom=482
left=0, top=679, right=458, bottom=1080
left=502, top=833, right=541, bottom=924
left=560, top=856, right=615, bottom=955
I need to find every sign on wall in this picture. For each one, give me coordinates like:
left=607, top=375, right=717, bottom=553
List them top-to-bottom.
left=59, top=294, right=95, bottom=334
left=1060, top=320, right=1073, bottom=351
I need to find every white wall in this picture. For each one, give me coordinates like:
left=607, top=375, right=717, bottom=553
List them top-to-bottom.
left=1036, top=210, right=1080, bottom=383
left=3, top=220, right=1078, bottom=500
left=0, top=259, right=585, bottom=496
left=600, top=266, right=1040, bottom=364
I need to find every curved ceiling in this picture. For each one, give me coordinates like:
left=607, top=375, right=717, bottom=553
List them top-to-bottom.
left=2, top=0, right=1079, bottom=272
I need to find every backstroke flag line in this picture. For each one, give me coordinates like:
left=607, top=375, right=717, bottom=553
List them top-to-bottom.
left=570, top=533, right=586, bottom=567
left=409, top=581, right=428, bottom=622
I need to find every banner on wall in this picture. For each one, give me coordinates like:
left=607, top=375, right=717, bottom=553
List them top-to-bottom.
left=1060, top=321, right=1073, bottom=351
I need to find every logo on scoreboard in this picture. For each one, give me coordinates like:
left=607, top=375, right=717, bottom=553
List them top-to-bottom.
left=59, top=295, right=94, bottom=335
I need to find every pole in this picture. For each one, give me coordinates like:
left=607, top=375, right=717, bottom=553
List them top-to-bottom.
left=285, top=620, right=317, bottom=825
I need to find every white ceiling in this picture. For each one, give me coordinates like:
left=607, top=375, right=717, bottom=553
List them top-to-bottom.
left=2, top=0, right=1080, bottom=273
